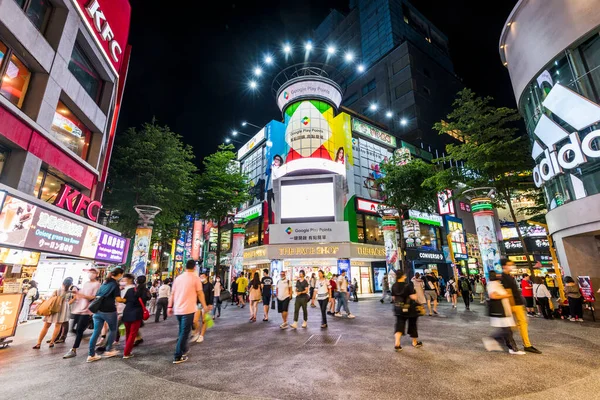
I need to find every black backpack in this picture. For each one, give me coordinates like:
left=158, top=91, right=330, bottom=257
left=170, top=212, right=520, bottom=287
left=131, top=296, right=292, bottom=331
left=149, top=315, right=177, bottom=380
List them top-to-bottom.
left=461, top=279, right=470, bottom=292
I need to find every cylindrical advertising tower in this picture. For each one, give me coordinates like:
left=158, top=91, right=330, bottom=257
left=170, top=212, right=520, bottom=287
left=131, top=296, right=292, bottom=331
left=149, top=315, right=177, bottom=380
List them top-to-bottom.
left=471, top=198, right=501, bottom=280
left=382, top=216, right=400, bottom=273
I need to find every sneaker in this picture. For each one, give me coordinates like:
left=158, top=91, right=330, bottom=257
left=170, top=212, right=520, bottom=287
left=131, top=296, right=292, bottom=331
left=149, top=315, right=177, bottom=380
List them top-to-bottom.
left=380, top=299, right=384, bottom=304
left=433, top=310, right=438, bottom=315
left=327, top=311, right=334, bottom=316
left=334, top=312, right=342, bottom=317
left=347, top=314, right=356, bottom=319
left=569, top=317, right=576, bottom=321
left=302, top=321, right=307, bottom=328
left=290, top=322, right=298, bottom=329
left=280, top=323, right=289, bottom=329
left=321, top=324, right=327, bottom=329
left=190, top=334, right=200, bottom=342
left=196, top=335, right=204, bottom=343
left=482, top=338, right=503, bottom=352
left=413, top=341, right=423, bottom=348
left=394, top=345, right=402, bottom=352
left=96, top=346, right=106, bottom=353
left=524, top=346, right=542, bottom=354
left=103, top=349, right=119, bottom=358
left=509, top=349, right=526, bottom=355
left=63, top=350, right=77, bottom=359
left=123, top=354, right=134, bottom=359
left=86, top=355, right=102, bottom=363
left=173, top=355, right=189, bottom=364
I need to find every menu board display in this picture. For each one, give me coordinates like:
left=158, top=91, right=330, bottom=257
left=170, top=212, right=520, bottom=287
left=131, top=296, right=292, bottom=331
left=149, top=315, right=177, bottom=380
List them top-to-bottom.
left=0, top=194, right=126, bottom=264
left=0, top=293, right=24, bottom=338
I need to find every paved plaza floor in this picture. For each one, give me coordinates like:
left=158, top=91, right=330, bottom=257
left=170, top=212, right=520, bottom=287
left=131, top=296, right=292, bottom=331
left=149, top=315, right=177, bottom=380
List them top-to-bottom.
left=1, top=297, right=599, bottom=400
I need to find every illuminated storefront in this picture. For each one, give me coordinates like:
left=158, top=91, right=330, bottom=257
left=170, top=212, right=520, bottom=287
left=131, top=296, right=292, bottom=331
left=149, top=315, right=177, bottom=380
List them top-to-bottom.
left=500, top=1, right=600, bottom=289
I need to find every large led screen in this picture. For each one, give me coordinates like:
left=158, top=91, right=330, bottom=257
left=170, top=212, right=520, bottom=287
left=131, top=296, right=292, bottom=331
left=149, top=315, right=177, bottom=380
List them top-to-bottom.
left=280, top=181, right=334, bottom=222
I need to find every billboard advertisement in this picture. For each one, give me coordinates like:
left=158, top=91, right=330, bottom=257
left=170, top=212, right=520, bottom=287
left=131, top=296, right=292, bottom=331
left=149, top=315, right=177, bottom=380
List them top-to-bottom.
left=352, top=137, right=393, bottom=201
left=0, top=194, right=126, bottom=263
left=191, top=220, right=203, bottom=261
left=130, top=228, right=152, bottom=277
left=0, top=293, right=24, bottom=339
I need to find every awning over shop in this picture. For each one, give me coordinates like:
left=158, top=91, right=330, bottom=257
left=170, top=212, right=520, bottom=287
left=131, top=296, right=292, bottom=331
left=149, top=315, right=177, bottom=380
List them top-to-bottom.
left=242, top=242, right=386, bottom=264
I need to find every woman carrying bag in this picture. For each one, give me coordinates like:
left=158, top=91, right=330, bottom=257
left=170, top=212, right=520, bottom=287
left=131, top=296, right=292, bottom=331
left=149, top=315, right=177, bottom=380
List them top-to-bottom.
left=392, top=272, right=423, bottom=351
left=119, top=275, right=151, bottom=359
left=33, top=278, right=74, bottom=349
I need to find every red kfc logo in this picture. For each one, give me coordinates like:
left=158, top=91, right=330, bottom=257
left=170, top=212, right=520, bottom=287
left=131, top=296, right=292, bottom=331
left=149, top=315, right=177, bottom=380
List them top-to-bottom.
left=53, top=184, right=102, bottom=222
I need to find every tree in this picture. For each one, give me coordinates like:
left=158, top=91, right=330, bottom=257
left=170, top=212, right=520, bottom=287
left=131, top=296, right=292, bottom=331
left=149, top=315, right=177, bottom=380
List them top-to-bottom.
left=427, top=88, right=537, bottom=274
left=103, top=120, right=198, bottom=246
left=197, top=144, right=250, bottom=279
left=376, top=157, right=438, bottom=273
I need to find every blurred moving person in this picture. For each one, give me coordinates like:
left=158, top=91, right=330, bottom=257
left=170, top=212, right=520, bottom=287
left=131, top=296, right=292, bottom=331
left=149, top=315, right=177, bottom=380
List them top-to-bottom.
left=392, top=272, right=422, bottom=351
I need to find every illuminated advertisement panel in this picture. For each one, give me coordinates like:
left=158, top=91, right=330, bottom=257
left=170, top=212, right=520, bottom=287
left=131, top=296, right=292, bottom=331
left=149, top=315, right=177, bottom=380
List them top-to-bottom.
left=277, top=79, right=343, bottom=111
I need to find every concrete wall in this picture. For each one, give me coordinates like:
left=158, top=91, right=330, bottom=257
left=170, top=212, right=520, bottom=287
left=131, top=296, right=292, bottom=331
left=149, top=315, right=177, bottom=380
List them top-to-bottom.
left=500, top=0, right=600, bottom=105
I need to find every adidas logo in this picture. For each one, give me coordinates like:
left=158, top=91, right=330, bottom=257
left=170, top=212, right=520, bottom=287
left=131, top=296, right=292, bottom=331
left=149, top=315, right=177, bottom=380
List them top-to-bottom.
left=531, top=84, right=600, bottom=189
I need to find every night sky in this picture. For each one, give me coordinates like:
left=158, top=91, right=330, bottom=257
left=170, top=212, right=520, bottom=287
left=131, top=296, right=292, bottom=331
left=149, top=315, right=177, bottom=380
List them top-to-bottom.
left=118, top=0, right=519, bottom=164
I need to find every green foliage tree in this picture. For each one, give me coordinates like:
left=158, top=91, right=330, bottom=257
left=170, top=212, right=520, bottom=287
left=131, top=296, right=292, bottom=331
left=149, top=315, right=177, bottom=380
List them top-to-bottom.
left=427, top=88, right=537, bottom=273
left=103, top=121, right=198, bottom=247
left=197, top=144, right=251, bottom=278
left=376, top=157, right=438, bottom=273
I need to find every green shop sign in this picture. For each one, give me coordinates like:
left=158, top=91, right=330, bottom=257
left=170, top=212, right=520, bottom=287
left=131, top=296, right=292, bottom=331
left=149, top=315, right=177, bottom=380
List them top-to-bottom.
left=352, top=119, right=396, bottom=147
left=408, top=210, right=443, bottom=227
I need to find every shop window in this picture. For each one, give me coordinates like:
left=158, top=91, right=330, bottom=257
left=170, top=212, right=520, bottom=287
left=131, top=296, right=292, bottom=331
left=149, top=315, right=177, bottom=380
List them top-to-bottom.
left=14, top=0, right=53, bottom=33
left=0, top=40, right=32, bottom=109
left=68, top=44, right=102, bottom=102
left=50, top=101, right=92, bottom=159
left=33, top=169, right=67, bottom=203
left=357, top=214, right=365, bottom=242
left=364, top=215, right=383, bottom=245
left=244, top=220, right=260, bottom=248
left=419, top=224, right=440, bottom=251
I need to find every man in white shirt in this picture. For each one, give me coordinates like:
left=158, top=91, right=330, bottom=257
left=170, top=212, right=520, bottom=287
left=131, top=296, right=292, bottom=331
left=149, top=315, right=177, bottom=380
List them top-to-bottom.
left=335, top=270, right=355, bottom=319
left=276, top=271, right=292, bottom=329
left=155, top=280, right=171, bottom=322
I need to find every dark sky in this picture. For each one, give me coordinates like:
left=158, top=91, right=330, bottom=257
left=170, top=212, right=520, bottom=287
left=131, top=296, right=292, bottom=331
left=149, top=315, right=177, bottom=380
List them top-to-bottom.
left=118, top=0, right=519, bottom=163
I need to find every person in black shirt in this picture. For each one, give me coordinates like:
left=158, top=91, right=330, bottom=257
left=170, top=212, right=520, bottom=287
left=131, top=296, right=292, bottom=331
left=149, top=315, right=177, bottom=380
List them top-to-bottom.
left=87, top=267, right=124, bottom=362
left=261, top=268, right=273, bottom=322
left=291, top=270, right=310, bottom=329
left=391, top=272, right=423, bottom=351
left=120, top=275, right=151, bottom=359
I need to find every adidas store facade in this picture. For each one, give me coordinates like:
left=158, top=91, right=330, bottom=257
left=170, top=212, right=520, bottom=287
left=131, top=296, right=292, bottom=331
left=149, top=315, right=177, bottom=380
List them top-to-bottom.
left=500, top=0, right=600, bottom=290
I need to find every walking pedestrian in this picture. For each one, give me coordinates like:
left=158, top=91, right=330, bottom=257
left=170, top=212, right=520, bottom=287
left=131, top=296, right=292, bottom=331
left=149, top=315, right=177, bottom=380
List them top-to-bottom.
left=501, top=259, right=542, bottom=354
left=168, top=260, right=209, bottom=364
left=86, top=267, right=124, bottom=362
left=261, top=268, right=273, bottom=321
left=63, top=269, right=100, bottom=359
left=276, top=270, right=292, bottom=329
left=291, top=270, right=310, bottom=329
left=314, top=270, right=331, bottom=328
left=334, top=270, right=356, bottom=319
left=423, top=270, right=439, bottom=315
left=482, top=271, right=524, bottom=355
left=192, top=272, right=213, bottom=343
left=248, top=272, right=261, bottom=322
left=392, top=272, right=422, bottom=351
left=236, top=273, right=248, bottom=308
left=309, top=273, right=317, bottom=308
left=412, top=273, right=426, bottom=306
left=113, top=274, right=134, bottom=349
left=328, top=274, right=338, bottom=314
left=520, top=274, right=536, bottom=316
left=545, top=274, right=557, bottom=298
left=120, top=275, right=151, bottom=359
left=380, top=275, right=391, bottom=304
left=213, top=276, right=222, bottom=318
left=231, top=276, right=239, bottom=306
left=446, top=276, right=458, bottom=308
left=460, top=276, right=472, bottom=311
left=475, top=276, right=485, bottom=304
left=564, top=276, right=584, bottom=322
left=33, top=277, right=75, bottom=349
left=352, top=277, right=359, bottom=302
left=533, top=277, right=553, bottom=319
left=155, top=279, right=171, bottom=322
left=18, top=280, right=38, bottom=324
left=148, top=280, right=159, bottom=315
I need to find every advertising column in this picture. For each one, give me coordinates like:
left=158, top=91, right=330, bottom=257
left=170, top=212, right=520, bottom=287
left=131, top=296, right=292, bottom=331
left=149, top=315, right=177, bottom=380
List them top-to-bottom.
left=471, top=198, right=501, bottom=279
left=382, top=216, right=400, bottom=273
left=230, top=223, right=245, bottom=289
left=130, top=228, right=152, bottom=277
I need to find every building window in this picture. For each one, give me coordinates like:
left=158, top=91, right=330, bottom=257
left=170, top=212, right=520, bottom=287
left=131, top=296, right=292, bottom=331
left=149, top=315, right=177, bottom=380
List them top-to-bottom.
left=14, top=0, right=53, bottom=33
left=0, top=40, right=32, bottom=108
left=68, top=44, right=102, bottom=102
left=362, top=79, right=376, bottom=96
left=394, top=79, right=414, bottom=99
left=344, top=92, right=359, bottom=106
left=51, top=101, right=92, bottom=159
left=33, top=169, right=67, bottom=202
left=364, top=215, right=383, bottom=245
left=244, top=219, right=261, bottom=248
left=419, top=225, right=441, bottom=251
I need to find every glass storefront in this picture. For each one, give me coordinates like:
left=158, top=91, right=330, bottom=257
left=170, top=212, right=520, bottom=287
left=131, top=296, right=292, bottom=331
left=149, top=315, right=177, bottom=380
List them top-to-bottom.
left=521, top=31, right=600, bottom=209
left=356, top=213, right=383, bottom=244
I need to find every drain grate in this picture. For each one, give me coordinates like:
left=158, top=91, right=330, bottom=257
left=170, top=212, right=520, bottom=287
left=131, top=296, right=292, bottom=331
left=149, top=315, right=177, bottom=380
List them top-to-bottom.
left=304, top=334, right=342, bottom=346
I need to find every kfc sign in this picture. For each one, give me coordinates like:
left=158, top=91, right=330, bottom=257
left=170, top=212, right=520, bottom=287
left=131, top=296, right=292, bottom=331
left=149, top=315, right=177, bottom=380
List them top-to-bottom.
left=72, top=0, right=131, bottom=75
left=53, top=184, right=102, bottom=222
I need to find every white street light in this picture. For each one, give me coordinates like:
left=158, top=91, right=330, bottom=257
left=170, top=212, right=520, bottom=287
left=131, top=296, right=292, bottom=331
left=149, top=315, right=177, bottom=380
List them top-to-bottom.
left=305, top=42, right=313, bottom=51
left=283, top=44, right=292, bottom=54
left=327, top=46, right=336, bottom=55
left=344, top=52, right=354, bottom=62
left=264, top=55, right=273, bottom=64
left=357, top=64, right=365, bottom=73
left=254, top=67, right=262, bottom=76
left=249, top=80, right=257, bottom=89
left=369, top=103, right=378, bottom=111
left=386, top=111, right=393, bottom=118
left=400, top=118, right=408, bottom=126
left=242, top=121, right=261, bottom=129
left=232, top=129, right=252, bottom=138
left=225, top=138, right=231, bottom=143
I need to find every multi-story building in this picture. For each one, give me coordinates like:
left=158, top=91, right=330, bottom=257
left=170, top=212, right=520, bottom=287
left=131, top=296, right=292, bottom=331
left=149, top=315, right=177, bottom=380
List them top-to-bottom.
left=0, top=0, right=132, bottom=295
left=314, top=0, right=463, bottom=153
left=500, top=0, right=600, bottom=292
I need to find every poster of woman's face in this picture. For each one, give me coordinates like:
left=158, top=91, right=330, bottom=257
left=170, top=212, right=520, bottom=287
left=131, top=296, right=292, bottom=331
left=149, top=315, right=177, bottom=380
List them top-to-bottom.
left=335, top=147, right=345, bottom=164
left=273, top=155, right=283, bottom=168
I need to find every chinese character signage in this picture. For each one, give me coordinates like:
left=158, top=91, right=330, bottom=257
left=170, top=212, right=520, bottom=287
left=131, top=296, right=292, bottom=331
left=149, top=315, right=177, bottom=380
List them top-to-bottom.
left=437, top=190, right=455, bottom=215
left=459, top=202, right=471, bottom=212
left=445, top=216, right=467, bottom=260
left=269, top=222, right=350, bottom=244
left=0, top=293, right=24, bottom=338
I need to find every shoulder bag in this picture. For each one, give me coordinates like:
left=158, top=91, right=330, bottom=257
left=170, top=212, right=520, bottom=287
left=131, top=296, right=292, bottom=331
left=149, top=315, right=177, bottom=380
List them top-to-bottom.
left=139, top=297, right=150, bottom=321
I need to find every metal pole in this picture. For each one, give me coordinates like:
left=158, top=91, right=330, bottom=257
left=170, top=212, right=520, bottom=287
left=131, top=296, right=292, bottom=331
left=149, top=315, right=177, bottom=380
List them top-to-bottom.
left=527, top=220, right=566, bottom=303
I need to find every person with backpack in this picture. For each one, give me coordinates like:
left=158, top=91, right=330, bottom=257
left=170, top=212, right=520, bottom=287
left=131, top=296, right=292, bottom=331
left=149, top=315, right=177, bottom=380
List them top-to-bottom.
left=63, top=268, right=101, bottom=359
left=423, top=270, right=439, bottom=316
left=392, top=272, right=423, bottom=351
left=120, top=275, right=151, bottom=359
left=460, top=276, right=472, bottom=311
left=33, top=277, right=75, bottom=349
left=446, top=277, right=458, bottom=308
left=18, top=280, right=38, bottom=324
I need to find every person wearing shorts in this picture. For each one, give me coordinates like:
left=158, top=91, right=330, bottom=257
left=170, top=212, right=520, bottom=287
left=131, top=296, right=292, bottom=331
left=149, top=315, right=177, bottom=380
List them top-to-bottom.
left=261, top=269, right=273, bottom=322
left=423, top=270, right=439, bottom=316
left=276, top=271, right=292, bottom=329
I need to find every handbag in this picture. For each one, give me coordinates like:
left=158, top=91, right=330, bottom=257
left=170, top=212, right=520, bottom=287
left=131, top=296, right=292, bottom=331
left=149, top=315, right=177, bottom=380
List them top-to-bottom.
left=220, top=290, right=231, bottom=303
left=37, top=292, right=65, bottom=316
left=88, top=295, right=105, bottom=314
left=139, top=298, right=150, bottom=321
left=271, top=298, right=276, bottom=310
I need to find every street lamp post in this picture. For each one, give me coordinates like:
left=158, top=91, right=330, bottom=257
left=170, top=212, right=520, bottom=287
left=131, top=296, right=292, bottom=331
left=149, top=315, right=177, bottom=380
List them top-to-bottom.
left=241, top=121, right=261, bottom=129
left=232, top=130, right=253, bottom=138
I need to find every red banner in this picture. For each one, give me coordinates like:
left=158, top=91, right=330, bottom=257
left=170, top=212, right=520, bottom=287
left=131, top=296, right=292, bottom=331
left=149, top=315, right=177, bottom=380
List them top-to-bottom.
left=578, top=276, right=596, bottom=303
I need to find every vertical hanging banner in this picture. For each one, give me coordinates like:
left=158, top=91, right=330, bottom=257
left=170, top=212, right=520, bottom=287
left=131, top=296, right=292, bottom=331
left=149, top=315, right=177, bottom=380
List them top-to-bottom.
left=471, top=198, right=501, bottom=279
left=382, top=216, right=400, bottom=273
left=191, top=220, right=203, bottom=261
left=230, top=224, right=246, bottom=284
left=130, top=228, right=152, bottom=277
left=169, top=238, right=176, bottom=274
